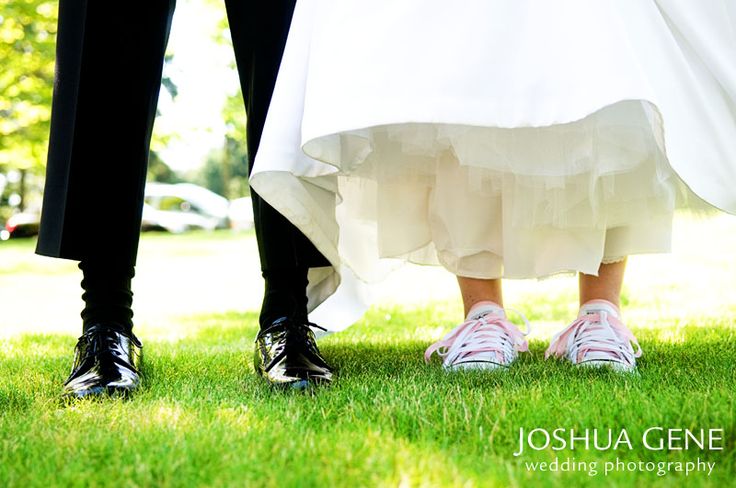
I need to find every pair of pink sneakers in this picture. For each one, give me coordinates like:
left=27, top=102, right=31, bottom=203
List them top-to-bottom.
left=425, top=300, right=642, bottom=372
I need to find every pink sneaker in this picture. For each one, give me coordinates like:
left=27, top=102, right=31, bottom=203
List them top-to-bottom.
left=545, top=300, right=642, bottom=372
left=425, top=302, right=530, bottom=371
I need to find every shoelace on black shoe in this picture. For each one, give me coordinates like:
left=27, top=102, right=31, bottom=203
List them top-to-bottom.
left=257, top=318, right=328, bottom=370
left=258, top=318, right=327, bottom=340
left=72, top=326, right=141, bottom=373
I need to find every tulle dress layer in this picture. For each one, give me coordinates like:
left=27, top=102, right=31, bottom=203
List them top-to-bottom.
left=250, top=0, right=736, bottom=323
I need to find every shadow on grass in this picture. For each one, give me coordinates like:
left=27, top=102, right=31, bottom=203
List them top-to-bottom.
left=1, top=308, right=733, bottom=419
left=1, top=323, right=734, bottom=407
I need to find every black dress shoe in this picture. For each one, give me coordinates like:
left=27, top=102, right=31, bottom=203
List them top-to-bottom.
left=254, top=317, right=333, bottom=389
left=63, top=324, right=142, bottom=399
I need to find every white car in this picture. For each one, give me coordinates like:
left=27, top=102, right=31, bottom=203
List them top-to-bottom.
left=142, top=183, right=230, bottom=233
left=228, top=197, right=255, bottom=231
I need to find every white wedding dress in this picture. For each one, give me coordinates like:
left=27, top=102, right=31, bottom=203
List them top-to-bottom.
left=250, top=0, right=736, bottom=330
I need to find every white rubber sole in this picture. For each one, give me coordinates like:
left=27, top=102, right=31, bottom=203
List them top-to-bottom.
left=577, top=359, right=637, bottom=373
left=444, top=361, right=511, bottom=371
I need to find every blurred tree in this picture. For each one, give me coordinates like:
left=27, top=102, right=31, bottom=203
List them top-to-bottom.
left=0, top=0, right=56, bottom=218
left=0, top=0, right=56, bottom=173
left=194, top=4, right=250, bottom=200
left=149, top=53, right=182, bottom=184
left=220, top=87, right=250, bottom=198
left=196, top=90, right=250, bottom=199
left=148, top=151, right=183, bottom=185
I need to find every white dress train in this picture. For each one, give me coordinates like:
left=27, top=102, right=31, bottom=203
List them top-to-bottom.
left=250, top=0, right=736, bottom=330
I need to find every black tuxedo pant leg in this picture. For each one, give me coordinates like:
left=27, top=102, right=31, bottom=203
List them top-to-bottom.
left=37, top=0, right=329, bottom=274
left=37, top=0, right=176, bottom=267
left=224, top=0, right=330, bottom=275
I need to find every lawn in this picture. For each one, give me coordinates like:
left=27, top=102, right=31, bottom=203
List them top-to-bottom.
left=1, top=214, right=735, bottom=487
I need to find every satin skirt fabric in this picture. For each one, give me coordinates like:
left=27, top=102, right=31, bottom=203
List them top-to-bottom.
left=251, top=0, right=736, bottom=317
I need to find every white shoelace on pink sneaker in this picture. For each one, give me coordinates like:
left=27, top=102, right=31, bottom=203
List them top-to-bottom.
left=545, top=300, right=642, bottom=370
left=425, top=305, right=530, bottom=369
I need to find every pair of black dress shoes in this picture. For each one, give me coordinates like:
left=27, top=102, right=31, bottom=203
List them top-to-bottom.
left=63, top=318, right=333, bottom=398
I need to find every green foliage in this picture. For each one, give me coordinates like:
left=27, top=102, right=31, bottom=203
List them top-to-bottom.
left=0, top=0, right=56, bottom=172
left=0, top=1, right=56, bottom=220
left=190, top=3, right=251, bottom=199
left=147, top=52, right=182, bottom=184
left=195, top=89, right=250, bottom=199
left=148, top=151, right=183, bottom=185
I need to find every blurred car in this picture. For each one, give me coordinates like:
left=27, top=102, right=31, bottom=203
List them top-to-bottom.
left=142, top=182, right=230, bottom=233
left=1, top=183, right=233, bottom=240
left=228, top=197, right=254, bottom=231
left=1, top=211, right=40, bottom=240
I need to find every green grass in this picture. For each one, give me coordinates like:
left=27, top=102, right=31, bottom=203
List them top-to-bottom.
left=1, top=218, right=735, bottom=487
left=1, top=308, right=734, bottom=487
